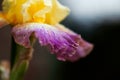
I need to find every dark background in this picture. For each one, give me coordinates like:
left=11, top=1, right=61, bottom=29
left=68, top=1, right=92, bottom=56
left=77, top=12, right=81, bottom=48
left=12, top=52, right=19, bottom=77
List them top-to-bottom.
left=0, top=0, right=120, bottom=80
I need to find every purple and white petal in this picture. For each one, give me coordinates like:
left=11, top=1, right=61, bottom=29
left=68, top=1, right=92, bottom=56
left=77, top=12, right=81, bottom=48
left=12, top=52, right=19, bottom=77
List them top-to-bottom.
left=12, top=23, right=93, bottom=62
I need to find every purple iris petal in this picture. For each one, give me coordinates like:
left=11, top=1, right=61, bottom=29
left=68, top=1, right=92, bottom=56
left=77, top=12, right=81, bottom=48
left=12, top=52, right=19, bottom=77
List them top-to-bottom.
left=12, top=23, right=93, bottom=62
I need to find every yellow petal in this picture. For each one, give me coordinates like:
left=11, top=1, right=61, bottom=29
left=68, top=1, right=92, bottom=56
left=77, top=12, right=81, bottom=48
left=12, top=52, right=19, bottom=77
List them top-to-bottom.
left=2, top=0, right=70, bottom=25
left=27, top=0, right=52, bottom=23
left=46, top=0, right=70, bottom=25
left=0, top=12, right=8, bottom=28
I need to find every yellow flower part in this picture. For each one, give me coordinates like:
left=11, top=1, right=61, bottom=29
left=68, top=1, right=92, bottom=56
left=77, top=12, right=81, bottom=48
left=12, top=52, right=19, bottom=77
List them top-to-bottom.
left=1, top=0, right=70, bottom=25
left=0, top=12, right=8, bottom=28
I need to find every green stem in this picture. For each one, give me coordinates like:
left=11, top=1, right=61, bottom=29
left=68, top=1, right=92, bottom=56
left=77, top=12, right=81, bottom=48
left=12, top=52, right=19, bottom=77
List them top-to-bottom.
left=10, top=37, right=35, bottom=80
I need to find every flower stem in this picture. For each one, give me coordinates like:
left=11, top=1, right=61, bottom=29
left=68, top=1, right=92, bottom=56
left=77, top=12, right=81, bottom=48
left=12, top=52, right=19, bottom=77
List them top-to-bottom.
left=10, top=37, right=34, bottom=80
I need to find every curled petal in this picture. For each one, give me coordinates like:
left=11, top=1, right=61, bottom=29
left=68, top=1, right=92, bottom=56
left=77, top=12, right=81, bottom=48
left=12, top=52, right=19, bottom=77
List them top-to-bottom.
left=2, top=0, right=69, bottom=25
left=12, top=23, right=93, bottom=62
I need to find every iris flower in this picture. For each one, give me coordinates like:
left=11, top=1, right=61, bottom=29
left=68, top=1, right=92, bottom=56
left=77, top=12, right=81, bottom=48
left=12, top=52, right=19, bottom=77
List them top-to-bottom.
left=0, top=0, right=93, bottom=62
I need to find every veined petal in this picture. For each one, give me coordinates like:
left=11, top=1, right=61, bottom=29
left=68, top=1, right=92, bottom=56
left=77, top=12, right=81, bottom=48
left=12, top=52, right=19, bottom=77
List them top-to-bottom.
left=12, top=23, right=93, bottom=62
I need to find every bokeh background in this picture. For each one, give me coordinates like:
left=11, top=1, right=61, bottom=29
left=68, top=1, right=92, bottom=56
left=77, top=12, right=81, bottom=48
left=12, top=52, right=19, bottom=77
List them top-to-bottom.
left=0, top=0, right=120, bottom=80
